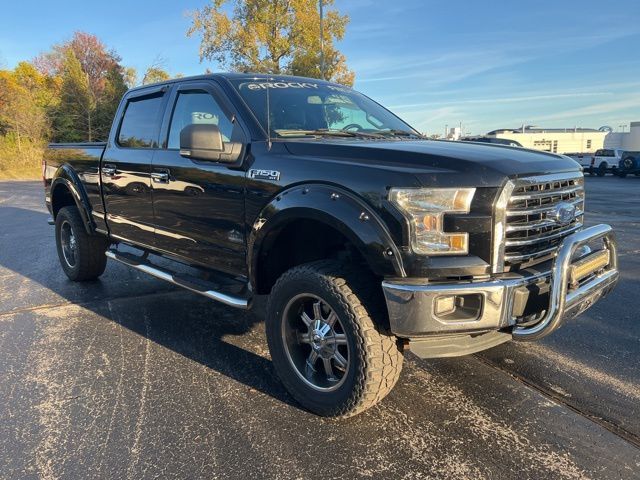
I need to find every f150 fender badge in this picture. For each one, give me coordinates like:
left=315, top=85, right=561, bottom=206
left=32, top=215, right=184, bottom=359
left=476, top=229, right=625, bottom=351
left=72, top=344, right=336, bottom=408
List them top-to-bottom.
left=249, top=169, right=280, bottom=181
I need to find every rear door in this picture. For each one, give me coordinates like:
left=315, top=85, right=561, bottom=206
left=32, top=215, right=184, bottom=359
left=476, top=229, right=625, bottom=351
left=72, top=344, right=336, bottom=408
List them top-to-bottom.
left=150, top=81, right=248, bottom=275
left=102, top=87, right=168, bottom=247
left=595, top=149, right=613, bottom=165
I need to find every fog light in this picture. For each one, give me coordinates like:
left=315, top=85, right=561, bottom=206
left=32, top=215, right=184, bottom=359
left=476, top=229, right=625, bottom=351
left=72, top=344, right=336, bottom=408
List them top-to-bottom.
left=569, top=249, right=610, bottom=286
left=433, top=294, right=483, bottom=322
left=434, top=295, right=456, bottom=316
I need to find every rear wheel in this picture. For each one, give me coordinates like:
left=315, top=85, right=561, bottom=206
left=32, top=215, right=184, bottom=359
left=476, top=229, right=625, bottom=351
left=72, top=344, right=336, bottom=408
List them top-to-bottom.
left=619, top=156, right=636, bottom=178
left=597, top=162, right=608, bottom=177
left=55, top=206, right=110, bottom=281
left=266, top=260, right=403, bottom=417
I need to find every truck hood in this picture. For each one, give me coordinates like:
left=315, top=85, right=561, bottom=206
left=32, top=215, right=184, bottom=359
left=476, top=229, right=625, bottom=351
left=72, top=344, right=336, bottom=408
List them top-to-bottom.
left=283, top=139, right=581, bottom=187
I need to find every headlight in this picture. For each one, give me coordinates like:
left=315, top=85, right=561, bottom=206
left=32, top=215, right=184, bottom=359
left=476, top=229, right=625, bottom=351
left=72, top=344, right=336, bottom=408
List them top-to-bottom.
left=389, top=188, right=476, bottom=255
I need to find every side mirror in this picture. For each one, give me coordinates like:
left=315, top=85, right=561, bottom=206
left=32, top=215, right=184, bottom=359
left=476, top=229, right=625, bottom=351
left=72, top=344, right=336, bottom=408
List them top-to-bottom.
left=179, top=124, right=242, bottom=163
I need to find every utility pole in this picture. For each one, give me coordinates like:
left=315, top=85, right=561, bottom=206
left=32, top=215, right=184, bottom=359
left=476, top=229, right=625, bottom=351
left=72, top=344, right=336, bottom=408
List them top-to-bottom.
left=319, top=0, right=325, bottom=80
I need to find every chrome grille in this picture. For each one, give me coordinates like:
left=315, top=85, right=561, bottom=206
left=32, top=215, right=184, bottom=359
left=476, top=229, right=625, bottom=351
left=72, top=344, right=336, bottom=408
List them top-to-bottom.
left=500, top=173, right=585, bottom=267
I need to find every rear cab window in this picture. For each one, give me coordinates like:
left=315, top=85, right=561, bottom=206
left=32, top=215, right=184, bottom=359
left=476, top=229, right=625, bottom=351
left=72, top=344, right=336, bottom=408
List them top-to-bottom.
left=117, top=93, right=165, bottom=148
left=595, top=149, right=614, bottom=157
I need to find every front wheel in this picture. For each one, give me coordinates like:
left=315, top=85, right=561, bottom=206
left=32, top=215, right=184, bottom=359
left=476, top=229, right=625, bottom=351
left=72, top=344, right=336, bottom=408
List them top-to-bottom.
left=266, top=260, right=403, bottom=417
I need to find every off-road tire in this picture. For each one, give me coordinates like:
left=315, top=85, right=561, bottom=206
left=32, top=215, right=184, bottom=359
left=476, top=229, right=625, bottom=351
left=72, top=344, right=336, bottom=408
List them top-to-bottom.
left=55, top=206, right=109, bottom=281
left=266, top=260, right=404, bottom=418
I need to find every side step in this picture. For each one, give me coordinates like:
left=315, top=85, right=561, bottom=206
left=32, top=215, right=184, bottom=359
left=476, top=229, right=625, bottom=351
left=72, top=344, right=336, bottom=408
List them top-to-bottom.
left=105, top=250, right=250, bottom=309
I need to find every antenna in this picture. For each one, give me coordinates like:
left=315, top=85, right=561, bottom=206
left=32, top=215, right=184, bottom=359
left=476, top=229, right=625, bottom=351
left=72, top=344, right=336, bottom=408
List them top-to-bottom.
left=319, top=0, right=325, bottom=80
left=266, top=78, right=272, bottom=150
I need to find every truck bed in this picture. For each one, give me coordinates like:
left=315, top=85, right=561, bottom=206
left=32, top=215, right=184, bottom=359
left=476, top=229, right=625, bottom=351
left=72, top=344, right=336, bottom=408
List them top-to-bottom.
left=44, top=142, right=107, bottom=231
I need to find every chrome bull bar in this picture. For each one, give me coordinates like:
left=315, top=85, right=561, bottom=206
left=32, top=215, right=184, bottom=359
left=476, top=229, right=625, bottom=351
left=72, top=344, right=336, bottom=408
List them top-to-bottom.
left=512, top=223, right=619, bottom=341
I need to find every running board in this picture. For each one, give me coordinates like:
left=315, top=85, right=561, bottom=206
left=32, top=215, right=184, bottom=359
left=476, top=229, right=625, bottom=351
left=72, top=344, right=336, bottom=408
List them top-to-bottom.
left=105, top=250, right=250, bottom=309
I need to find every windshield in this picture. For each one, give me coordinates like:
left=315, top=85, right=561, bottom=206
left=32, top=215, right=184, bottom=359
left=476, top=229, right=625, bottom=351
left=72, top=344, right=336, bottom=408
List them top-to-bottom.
left=230, top=79, right=420, bottom=138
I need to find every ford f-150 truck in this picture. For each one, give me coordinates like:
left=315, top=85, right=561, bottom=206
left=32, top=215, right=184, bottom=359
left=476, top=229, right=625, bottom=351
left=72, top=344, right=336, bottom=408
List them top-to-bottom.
left=44, top=73, right=619, bottom=417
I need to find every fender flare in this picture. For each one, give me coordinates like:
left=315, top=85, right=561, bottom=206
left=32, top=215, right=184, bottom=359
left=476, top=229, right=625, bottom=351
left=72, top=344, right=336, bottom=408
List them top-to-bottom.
left=50, top=164, right=95, bottom=234
left=248, top=184, right=406, bottom=289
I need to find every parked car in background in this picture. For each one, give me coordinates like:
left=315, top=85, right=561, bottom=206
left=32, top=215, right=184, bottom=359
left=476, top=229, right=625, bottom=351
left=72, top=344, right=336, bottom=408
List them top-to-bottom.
left=460, top=136, right=523, bottom=147
left=584, top=149, right=625, bottom=176
left=616, top=151, right=640, bottom=177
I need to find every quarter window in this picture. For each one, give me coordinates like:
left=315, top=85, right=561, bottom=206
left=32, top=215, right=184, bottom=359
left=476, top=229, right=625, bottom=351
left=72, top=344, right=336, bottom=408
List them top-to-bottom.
left=167, top=91, right=235, bottom=149
left=118, top=94, right=164, bottom=148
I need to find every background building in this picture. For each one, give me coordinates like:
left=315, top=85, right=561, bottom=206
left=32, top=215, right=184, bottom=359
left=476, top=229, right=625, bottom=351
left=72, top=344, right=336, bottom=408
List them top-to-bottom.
left=604, top=122, right=640, bottom=151
left=445, top=126, right=461, bottom=141
left=485, top=127, right=607, bottom=154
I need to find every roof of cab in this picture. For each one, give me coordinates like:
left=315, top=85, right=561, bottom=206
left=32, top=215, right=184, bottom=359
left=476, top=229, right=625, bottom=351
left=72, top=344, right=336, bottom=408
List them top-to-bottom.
left=126, top=72, right=341, bottom=94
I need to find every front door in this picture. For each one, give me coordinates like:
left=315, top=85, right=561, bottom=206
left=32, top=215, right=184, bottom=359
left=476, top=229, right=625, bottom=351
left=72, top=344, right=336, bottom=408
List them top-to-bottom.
left=151, top=82, right=247, bottom=276
left=101, top=88, right=167, bottom=247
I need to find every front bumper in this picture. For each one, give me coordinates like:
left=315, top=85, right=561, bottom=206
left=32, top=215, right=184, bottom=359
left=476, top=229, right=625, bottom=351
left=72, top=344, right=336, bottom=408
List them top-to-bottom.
left=382, top=224, right=619, bottom=356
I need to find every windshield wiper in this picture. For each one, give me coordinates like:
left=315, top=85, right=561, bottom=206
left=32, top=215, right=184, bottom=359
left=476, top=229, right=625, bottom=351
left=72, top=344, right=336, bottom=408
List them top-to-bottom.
left=275, top=129, right=386, bottom=139
left=378, top=129, right=426, bottom=139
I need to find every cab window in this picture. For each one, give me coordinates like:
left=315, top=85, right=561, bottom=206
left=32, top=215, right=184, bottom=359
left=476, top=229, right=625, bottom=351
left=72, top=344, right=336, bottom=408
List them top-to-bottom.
left=167, top=91, right=235, bottom=149
left=117, top=93, right=164, bottom=148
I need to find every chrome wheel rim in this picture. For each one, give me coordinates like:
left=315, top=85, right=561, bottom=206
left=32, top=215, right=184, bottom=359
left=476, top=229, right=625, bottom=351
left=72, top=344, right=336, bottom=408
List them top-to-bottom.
left=60, top=220, right=77, bottom=267
left=281, top=293, right=350, bottom=392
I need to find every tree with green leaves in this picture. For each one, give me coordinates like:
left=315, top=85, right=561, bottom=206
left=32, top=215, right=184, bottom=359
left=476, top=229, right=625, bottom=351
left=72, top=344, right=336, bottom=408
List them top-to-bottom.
left=187, top=0, right=354, bottom=85
left=35, top=31, right=128, bottom=142
left=0, top=32, right=134, bottom=176
left=55, top=50, right=95, bottom=142
left=0, top=62, right=54, bottom=145
left=95, top=62, right=128, bottom=140
left=0, top=63, right=53, bottom=176
left=142, top=67, right=171, bottom=85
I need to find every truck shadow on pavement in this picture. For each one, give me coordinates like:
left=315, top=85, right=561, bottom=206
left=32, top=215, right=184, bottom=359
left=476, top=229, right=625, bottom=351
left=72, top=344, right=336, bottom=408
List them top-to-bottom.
left=0, top=206, right=299, bottom=410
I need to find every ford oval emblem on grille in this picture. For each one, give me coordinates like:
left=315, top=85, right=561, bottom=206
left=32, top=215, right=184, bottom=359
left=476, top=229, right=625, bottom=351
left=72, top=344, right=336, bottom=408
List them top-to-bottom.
left=551, top=202, right=576, bottom=226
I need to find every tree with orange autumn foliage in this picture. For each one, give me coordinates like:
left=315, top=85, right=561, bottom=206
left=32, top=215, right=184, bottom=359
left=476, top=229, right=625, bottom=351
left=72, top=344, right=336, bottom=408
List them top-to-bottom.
left=188, top=0, right=354, bottom=86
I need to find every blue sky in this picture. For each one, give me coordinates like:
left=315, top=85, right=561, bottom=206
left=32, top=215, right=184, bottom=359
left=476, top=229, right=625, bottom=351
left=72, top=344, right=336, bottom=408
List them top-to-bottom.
left=1, top=0, right=639, bottom=135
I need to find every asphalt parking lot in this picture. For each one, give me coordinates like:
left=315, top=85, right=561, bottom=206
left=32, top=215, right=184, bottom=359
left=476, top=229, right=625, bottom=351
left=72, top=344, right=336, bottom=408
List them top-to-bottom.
left=1, top=178, right=639, bottom=479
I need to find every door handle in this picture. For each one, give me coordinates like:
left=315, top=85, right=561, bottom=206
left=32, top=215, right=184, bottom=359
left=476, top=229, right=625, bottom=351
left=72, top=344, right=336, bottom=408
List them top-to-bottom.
left=102, top=164, right=117, bottom=177
left=151, top=170, right=170, bottom=183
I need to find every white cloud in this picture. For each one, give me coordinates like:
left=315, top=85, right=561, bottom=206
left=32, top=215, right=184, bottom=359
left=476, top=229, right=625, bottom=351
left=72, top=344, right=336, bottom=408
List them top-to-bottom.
left=353, top=28, right=640, bottom=88
left=389, top=92, right=614, bottom=110
left=529, top=95, right=640, bottom=123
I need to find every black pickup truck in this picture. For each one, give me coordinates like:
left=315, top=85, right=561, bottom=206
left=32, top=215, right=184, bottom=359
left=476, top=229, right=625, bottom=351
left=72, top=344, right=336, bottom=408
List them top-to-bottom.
left=44, top=73, right=619, bottom=417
